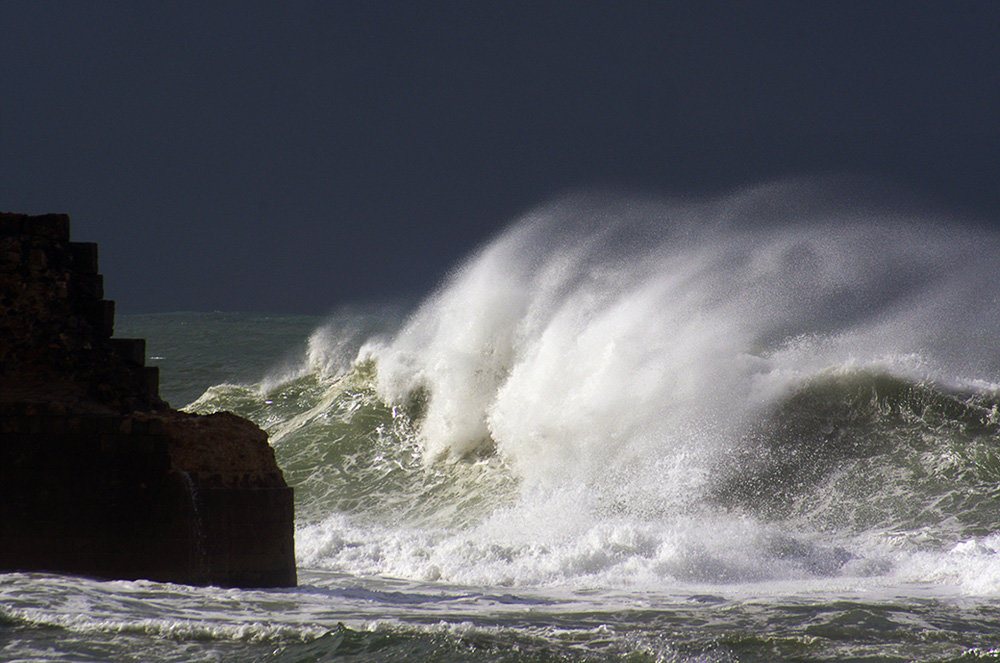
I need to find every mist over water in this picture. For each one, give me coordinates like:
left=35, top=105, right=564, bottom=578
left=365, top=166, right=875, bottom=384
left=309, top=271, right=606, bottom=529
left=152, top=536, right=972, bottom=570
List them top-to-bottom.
left=188, top=178, right=1000, bottom=592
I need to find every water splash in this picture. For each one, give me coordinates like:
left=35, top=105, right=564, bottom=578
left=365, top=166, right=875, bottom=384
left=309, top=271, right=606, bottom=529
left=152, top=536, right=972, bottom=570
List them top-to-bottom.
left=191, top=178, right=1000, bottom=589
left=372, top=180, right=1000, bottom=489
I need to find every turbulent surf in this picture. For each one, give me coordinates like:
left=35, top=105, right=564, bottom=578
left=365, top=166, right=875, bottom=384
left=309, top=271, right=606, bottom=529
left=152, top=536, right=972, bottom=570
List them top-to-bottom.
left=6, top=178, right=1000, bottom=661
left=187, top=180, right=1000, bottom=588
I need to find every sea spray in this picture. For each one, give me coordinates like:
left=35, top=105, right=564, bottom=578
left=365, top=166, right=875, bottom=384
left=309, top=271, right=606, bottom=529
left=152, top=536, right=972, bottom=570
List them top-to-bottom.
left=188, top=178, right=1000, bottom=589
left=374, top=180, right=1000, bottom=485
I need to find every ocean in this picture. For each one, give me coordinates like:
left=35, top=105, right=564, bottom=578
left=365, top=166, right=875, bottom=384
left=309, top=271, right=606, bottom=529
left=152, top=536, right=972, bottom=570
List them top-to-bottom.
left=4, top=180, right=1000, bottom=661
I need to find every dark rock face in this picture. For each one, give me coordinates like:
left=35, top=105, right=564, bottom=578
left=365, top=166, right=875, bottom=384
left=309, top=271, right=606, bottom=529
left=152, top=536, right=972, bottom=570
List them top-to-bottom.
left=0, top=213, right=296, bottom=587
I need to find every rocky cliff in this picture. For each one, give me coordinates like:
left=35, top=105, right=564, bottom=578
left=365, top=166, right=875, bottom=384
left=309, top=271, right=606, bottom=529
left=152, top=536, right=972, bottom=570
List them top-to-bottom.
left=0, top=212, right=296, bottom=587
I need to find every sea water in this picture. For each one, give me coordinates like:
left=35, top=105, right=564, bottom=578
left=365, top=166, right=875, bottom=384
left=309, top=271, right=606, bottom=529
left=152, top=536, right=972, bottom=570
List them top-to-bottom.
left=4, top=179, right=1000, bottom=661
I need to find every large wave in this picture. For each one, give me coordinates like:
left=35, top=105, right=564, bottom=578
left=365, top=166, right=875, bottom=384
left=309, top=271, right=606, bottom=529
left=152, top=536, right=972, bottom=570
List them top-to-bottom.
left=191, top=178, right=1000, bottom=590
left=372, top=179, right=999, bottom=478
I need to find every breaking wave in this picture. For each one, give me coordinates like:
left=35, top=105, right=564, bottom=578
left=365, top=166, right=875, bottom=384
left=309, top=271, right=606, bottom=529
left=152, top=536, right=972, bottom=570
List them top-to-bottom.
left=190, top=178, right=1000, bottom=592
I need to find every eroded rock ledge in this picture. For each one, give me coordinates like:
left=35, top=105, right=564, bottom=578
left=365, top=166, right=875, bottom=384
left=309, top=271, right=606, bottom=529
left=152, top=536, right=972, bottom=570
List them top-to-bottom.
left=0, top=213, right=296, bottom=587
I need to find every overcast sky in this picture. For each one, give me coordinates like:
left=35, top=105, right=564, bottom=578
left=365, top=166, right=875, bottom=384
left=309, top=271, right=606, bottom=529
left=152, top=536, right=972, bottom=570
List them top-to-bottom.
left=3, top=1, right=998, bottom=313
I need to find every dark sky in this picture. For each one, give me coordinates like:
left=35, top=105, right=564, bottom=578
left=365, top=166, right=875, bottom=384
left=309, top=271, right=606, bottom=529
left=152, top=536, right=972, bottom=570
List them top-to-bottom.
left=3, top=1, right=998, bottom=313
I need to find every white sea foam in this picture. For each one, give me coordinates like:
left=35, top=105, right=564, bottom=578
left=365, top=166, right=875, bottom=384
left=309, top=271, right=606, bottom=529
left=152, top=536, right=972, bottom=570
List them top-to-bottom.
left=294, top=505, right=1000, bottom=594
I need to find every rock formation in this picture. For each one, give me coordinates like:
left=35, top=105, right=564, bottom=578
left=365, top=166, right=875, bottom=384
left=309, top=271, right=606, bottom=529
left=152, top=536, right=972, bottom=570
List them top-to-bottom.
left=0, top=213, right=296, bottom=587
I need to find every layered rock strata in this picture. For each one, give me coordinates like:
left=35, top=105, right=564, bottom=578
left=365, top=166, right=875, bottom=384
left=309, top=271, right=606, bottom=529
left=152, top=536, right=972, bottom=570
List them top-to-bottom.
left=0, top=213, right=295, bottom=587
